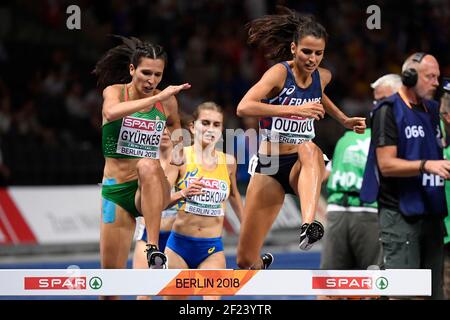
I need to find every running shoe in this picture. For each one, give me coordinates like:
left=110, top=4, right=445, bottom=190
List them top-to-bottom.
left=299, top=220, right=324, bottom=250
left=146, top=244, right=168, bottom=269
left=261, top=252, right=274, bottom=269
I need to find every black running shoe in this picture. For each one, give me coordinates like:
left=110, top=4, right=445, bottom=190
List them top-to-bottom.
left=299, top=220, right=324, bottom=250
left=145, top=244, right=168, bottom=269
left=261, top=252, right=274, bottom=269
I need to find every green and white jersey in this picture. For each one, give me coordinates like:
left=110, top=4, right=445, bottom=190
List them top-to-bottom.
left=102, top=85, right=167, bottom=159
left=440, top=120, right=450, bottom=245
left=326, top=129, right=377, bottom=212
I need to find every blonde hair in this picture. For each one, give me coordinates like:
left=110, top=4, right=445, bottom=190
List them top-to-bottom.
left=192, top=101, right=223, bottom=121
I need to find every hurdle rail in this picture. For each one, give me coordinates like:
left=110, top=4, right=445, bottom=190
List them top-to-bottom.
left=0, top=269, right=430, bottom=296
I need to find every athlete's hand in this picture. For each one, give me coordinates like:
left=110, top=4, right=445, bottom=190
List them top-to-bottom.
left=158, top=83, right=191, bottom=102
left=295, top=103, right=325, bottom=120
left=343, top=117, right=366, bottom=134
left=423, top=160, right=450, bottom=179
left=182, top=177, right=206, bottom=197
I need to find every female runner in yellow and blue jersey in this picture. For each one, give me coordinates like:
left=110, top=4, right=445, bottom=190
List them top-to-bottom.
left=165, top=101, right=244, bottom=300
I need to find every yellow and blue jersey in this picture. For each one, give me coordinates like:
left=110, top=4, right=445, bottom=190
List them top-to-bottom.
left=176, top=146, right=230, bottom=216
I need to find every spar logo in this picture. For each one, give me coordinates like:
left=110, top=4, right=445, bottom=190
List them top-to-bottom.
left=123, top=117, right=164, bottom=131
left=155, top=121, right=164, bottom=131
left=188, top=178, right=223, bottom=190
left=219, top=181, right=227, bottom=191
left=24, top=276, right=103, bottom=290
left=24, top=277, right=87, bottom=290
left=89, top=277, right=103, bottom=289
left=312, top=277, right=373, bottom=289
left=375, top=277, right=388, bottom=290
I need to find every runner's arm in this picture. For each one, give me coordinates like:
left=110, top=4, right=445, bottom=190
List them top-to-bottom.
left=236, top=64, right=325, bottom=120
left=102, top=85, right=163, bottom=123
left=226, top=154, right=244, bottom=222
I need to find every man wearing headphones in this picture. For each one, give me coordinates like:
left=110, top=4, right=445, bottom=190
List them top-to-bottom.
left=361, top=53, right=449, bottom=299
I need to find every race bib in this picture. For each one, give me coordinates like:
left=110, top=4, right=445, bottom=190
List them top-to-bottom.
left=116, top=116, right=165, bottom=159
left=270, top=117, right=315, bottom=144
left=184, top=178, right=228, bottom=217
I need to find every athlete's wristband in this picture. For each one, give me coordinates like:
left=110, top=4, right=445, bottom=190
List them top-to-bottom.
left=419, top=159, right=428, bottom=174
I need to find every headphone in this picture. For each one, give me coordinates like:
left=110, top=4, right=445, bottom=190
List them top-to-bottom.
left=401, top=52, right=427, bottom=87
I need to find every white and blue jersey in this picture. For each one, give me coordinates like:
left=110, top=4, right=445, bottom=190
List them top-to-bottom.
left=259, top=61, right=322, bottom=145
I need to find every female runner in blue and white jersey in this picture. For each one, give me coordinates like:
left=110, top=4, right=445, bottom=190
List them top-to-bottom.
left=236, top=7, right=366, bottom=269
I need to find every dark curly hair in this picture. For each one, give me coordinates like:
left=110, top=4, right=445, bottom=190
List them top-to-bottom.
left=246, top=6, right=328, bottom=62
left=93, top=35, right=168, bottom=90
